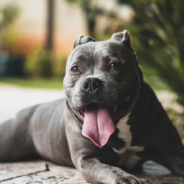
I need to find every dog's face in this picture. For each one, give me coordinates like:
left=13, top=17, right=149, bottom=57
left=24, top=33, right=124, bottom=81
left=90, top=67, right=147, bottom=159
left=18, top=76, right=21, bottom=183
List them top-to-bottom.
left=64, top=30, right=140, bottom=148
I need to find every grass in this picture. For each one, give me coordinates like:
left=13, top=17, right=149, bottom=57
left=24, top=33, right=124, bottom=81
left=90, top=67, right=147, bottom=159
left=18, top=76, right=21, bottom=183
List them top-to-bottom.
left=0, top=77, right=64, bottom=90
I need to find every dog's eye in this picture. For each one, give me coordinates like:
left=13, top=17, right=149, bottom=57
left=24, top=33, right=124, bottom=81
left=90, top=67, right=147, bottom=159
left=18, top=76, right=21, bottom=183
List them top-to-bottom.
left=109, top=62, right=119, bottom=70
left=71, top=66, right=80, bottom=73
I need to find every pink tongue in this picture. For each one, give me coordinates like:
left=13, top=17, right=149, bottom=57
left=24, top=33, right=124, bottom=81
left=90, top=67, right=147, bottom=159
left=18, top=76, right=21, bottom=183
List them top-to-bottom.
left=82, top=103, right=115, bottom=148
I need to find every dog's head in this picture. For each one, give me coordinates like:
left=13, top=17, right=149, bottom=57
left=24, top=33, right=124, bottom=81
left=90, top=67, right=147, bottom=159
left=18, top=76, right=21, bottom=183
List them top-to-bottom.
left=64, top=30, right=141, bottom=148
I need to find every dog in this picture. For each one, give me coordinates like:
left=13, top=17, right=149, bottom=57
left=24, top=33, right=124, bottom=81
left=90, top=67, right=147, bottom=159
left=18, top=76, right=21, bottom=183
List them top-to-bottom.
left=0, top=30, right=184, bottom=184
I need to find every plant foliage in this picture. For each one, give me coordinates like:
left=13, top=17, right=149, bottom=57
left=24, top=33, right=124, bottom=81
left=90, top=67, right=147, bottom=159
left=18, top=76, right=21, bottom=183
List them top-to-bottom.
left=115, top=0, right=184, bottom=107
left=0, top=3, right=20, bottom=48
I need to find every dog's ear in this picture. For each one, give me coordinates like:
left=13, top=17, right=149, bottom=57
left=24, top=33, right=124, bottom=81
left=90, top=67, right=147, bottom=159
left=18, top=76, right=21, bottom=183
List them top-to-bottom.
left=111, top=30, right=134, bottom=52
left=74, top=35, right=96, bottom=48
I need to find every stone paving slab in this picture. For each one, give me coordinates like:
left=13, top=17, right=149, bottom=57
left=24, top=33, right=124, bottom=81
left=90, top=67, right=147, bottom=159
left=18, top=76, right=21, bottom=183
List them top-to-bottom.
left=0, top=160, right=183, bottom=184
left=0, top=160, right=89, bottom=184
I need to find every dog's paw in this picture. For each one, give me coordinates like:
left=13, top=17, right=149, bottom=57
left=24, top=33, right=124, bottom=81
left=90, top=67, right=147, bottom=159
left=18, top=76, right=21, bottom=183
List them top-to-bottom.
left=115, top=175, right=144, bottom=184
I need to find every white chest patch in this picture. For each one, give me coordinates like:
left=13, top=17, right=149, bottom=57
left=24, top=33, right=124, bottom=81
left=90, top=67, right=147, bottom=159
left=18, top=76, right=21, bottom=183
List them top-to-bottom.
left=114, top=113, right=144, bottom=169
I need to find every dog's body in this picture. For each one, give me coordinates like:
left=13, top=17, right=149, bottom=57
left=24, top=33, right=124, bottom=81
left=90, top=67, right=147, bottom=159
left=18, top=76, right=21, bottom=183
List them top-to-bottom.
left=1, top=31, right=184, bottom=184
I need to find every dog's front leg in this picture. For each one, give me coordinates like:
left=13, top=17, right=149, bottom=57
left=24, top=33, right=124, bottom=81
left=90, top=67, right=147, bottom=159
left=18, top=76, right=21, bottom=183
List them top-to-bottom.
left=66, top=121, right=143, bottom=184
left=76, top=155, right=144, bottom=184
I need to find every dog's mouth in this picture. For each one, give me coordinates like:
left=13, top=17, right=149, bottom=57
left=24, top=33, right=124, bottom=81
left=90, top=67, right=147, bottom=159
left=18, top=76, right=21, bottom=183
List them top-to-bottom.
left=73, top=94, right=135, bottom=148
left=75, top=96, right=131, bottom=122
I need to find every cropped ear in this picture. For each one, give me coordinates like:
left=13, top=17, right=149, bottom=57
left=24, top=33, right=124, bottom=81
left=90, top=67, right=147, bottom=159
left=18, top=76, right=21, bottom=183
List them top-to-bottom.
left=111, top=30, right=134, bottom=52
left=74, top=35, right=96, bottom=48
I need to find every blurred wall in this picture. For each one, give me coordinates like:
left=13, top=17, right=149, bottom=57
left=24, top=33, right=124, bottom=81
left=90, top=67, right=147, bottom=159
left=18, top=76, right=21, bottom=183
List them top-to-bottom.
left=0, top=0, right=88, bottom=56
left=54, top=0, right=87, bottom=55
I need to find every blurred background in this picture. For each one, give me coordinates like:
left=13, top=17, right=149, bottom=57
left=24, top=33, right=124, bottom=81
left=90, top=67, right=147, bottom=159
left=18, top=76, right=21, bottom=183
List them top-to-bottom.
left=0, top=0, right=183, bottom=140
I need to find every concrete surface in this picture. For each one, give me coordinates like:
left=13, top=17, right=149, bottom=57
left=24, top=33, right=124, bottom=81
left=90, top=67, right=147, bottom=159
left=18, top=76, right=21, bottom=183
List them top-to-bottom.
left=0, top=160, right=183, bottom=184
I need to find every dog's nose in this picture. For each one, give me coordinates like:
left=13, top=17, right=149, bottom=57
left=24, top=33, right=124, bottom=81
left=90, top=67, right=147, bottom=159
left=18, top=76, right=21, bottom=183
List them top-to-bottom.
left=82, top=78, right=102, bottom=94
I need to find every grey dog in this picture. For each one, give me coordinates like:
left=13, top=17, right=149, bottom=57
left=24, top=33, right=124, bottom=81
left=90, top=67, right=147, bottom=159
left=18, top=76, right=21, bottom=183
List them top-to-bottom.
left=0, top=30, right=184, bottom=184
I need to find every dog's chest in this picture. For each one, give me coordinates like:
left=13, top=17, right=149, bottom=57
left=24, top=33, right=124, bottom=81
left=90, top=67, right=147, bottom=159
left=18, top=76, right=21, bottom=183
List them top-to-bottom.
left=113, top=113, right=144, bottom=169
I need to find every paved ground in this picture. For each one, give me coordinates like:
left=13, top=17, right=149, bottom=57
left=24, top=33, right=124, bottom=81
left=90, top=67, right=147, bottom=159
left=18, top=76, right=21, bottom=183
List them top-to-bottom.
left=0, top=84, right=183, bottom=184
left=0, top=160, right=183, bottom=184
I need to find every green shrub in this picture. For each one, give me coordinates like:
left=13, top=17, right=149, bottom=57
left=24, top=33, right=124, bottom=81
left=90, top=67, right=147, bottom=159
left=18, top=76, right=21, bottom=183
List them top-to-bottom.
left=0, top=3, right=21, bottom=49
left=24, top=48, right=54, bottom=78
left=24, top=48, right=68, bottom=78
left=52, top=55, right=67, bottom=78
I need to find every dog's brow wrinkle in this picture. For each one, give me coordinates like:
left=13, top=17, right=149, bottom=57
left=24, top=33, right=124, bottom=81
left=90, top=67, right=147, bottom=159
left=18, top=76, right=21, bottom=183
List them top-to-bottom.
left=77, top=55, right=86, bottom=61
